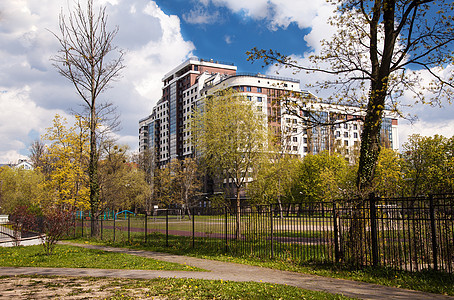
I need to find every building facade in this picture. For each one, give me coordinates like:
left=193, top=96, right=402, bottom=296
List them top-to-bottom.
left=139, top=58, right=399, bottom=165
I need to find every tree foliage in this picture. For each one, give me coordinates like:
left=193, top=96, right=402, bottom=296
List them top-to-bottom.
left=247, top=0, right=454, bottom=196
left=39, top=114, right=89, bottom=210
left=402, top=134, right=454, bottom=196
left=99, top=143, right=149, bottom=212
left=373, top=147, right=404, bottom=197
left=293, top=151, right=353, bottom=203
left=0, top=166, right=43, bottom=214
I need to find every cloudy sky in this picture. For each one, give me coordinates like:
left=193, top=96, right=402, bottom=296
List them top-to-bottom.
left=1, top=0, right=453, bottom=163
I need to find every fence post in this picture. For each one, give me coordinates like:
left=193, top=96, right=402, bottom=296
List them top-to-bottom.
left=369, top=193, right=379, bottom=267
left=429, top=194, right=438, bottom=271
left=332, top=201, right=340, bottom=263
left=270, top=205, right=274, bottom=259
left=192, top=207, right=195, bottom=248
left=225, top=207, right=228, bottom=253
left=166, top=208, right=169, bottom=247
left=144, top=211, right=148, bottom=243
left=81, top=213, right=84, bottom=238
left=128, top=213, right=130, bottom=242
left=113, top=214, right=116, bottom=242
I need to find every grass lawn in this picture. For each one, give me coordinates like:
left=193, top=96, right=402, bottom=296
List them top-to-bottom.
left=73, top=236, right=454, bottom=296
left=0, top=243, right=353, bottom=299
left=0, top=244, right=203, bottom=271
left=0, top=275, right=353, bottom=299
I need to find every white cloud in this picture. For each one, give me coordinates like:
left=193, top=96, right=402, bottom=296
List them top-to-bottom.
left=0, top=0, right=194, bottom=163
left=208, top=0, right=330, bottom=30
left=183, top=6, right=220, bottom=25
left=224, top=35, right=234, bottom=44
left=399, top=119, right=454, bottom=148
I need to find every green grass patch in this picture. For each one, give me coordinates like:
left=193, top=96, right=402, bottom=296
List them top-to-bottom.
left=0, top=244, right=203, bottom=271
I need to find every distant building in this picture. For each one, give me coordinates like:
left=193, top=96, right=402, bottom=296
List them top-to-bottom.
left=139, top=58, right=398, bottom=166
left=0, top=159, right=33, bottom=170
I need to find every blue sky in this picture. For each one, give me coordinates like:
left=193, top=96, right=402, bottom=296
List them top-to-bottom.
left=0, top=0, right=453, bottom=163
left=156, top=0, right=311, bottom=73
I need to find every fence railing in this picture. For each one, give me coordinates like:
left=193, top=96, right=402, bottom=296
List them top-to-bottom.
left=74, top=193, right=454, bottom=273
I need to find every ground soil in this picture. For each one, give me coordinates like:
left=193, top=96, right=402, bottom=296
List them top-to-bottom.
left=0, top=276, right=162, bottom=299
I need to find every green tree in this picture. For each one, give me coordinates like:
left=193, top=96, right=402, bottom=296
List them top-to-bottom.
left=51, top=0, right=124, bottom=236
left=248, top=0, right=454, bottom=195
left=193, top=88, right=269, bottom=237
left=247, top=131, right=302, bottom=218
left=402, top=134, right=453, bottom=196
left=99, top=143, right=149, bottom=213
left=373, top=147, right=404, bottom=198
left=294, top=151, right=352, bottom=204
left=0, top=167, right=43, bottom=214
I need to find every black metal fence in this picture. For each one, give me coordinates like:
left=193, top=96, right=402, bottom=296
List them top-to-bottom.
left=74, top=193, right=454, bottom=273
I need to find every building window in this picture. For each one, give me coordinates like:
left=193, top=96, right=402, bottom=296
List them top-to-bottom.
left=239, top=86, right=244, bottom=91
left=246, top=86, right=251, bottom=92
left=257, top=87, right=262, bottom=93
left=247, top=96, right=252, bottom=101
left=257, top=97, right=262, bottom=102
left=257, top=106, right=262, bottom=111
left=344, top=123, right=348, bottom=129
left=353, top=124, right=358, bottom=130
left=292, top=128, right=297, bottom=133
left=335, top=131, right=340, bottom=138
left=344, top=132, right=349, bottom=138
left=354, top=132, right=358, bottom=138
left=293, top=137, right=298, bottom=142
left=344, top=140, right=349, bottom=146
left=293, top=146, right=298, bottom=151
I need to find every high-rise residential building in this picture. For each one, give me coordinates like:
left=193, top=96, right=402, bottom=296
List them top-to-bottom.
left=139, top=58, right=399, bottom=166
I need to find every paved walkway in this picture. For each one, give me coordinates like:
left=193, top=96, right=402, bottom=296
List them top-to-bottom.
left=0, top=242, right=452, bottom=300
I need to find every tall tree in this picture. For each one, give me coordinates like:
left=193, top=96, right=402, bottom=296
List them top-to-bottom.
left=51, top=0, right=124, bottom=235
left=248, top=0, right=454, bottom=196
left=193, top=88, right=268, bottom=237
left=99, top=144, right=148, bottom=213
left=133, top=149, right=157, bottom=214
left=170, top=158, right=202, bottom=219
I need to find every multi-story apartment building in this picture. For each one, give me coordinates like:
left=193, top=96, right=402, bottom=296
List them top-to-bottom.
left=139, top=58, right=399, bottom=165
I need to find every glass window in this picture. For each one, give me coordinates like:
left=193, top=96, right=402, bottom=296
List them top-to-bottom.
left=246, top=86, right=251, bottom=92
left=257, top=87, right=262, bottom=93
left=247, top=96, right=252, bottom=101
left=257, top=97, right=262, bottom=102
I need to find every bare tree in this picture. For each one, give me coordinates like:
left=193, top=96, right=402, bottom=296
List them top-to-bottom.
left=51, top=0, right=124, bottom=236
left=248, top=0, right=454, bottom=196
left=29, top=140, right=47, bottom=170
